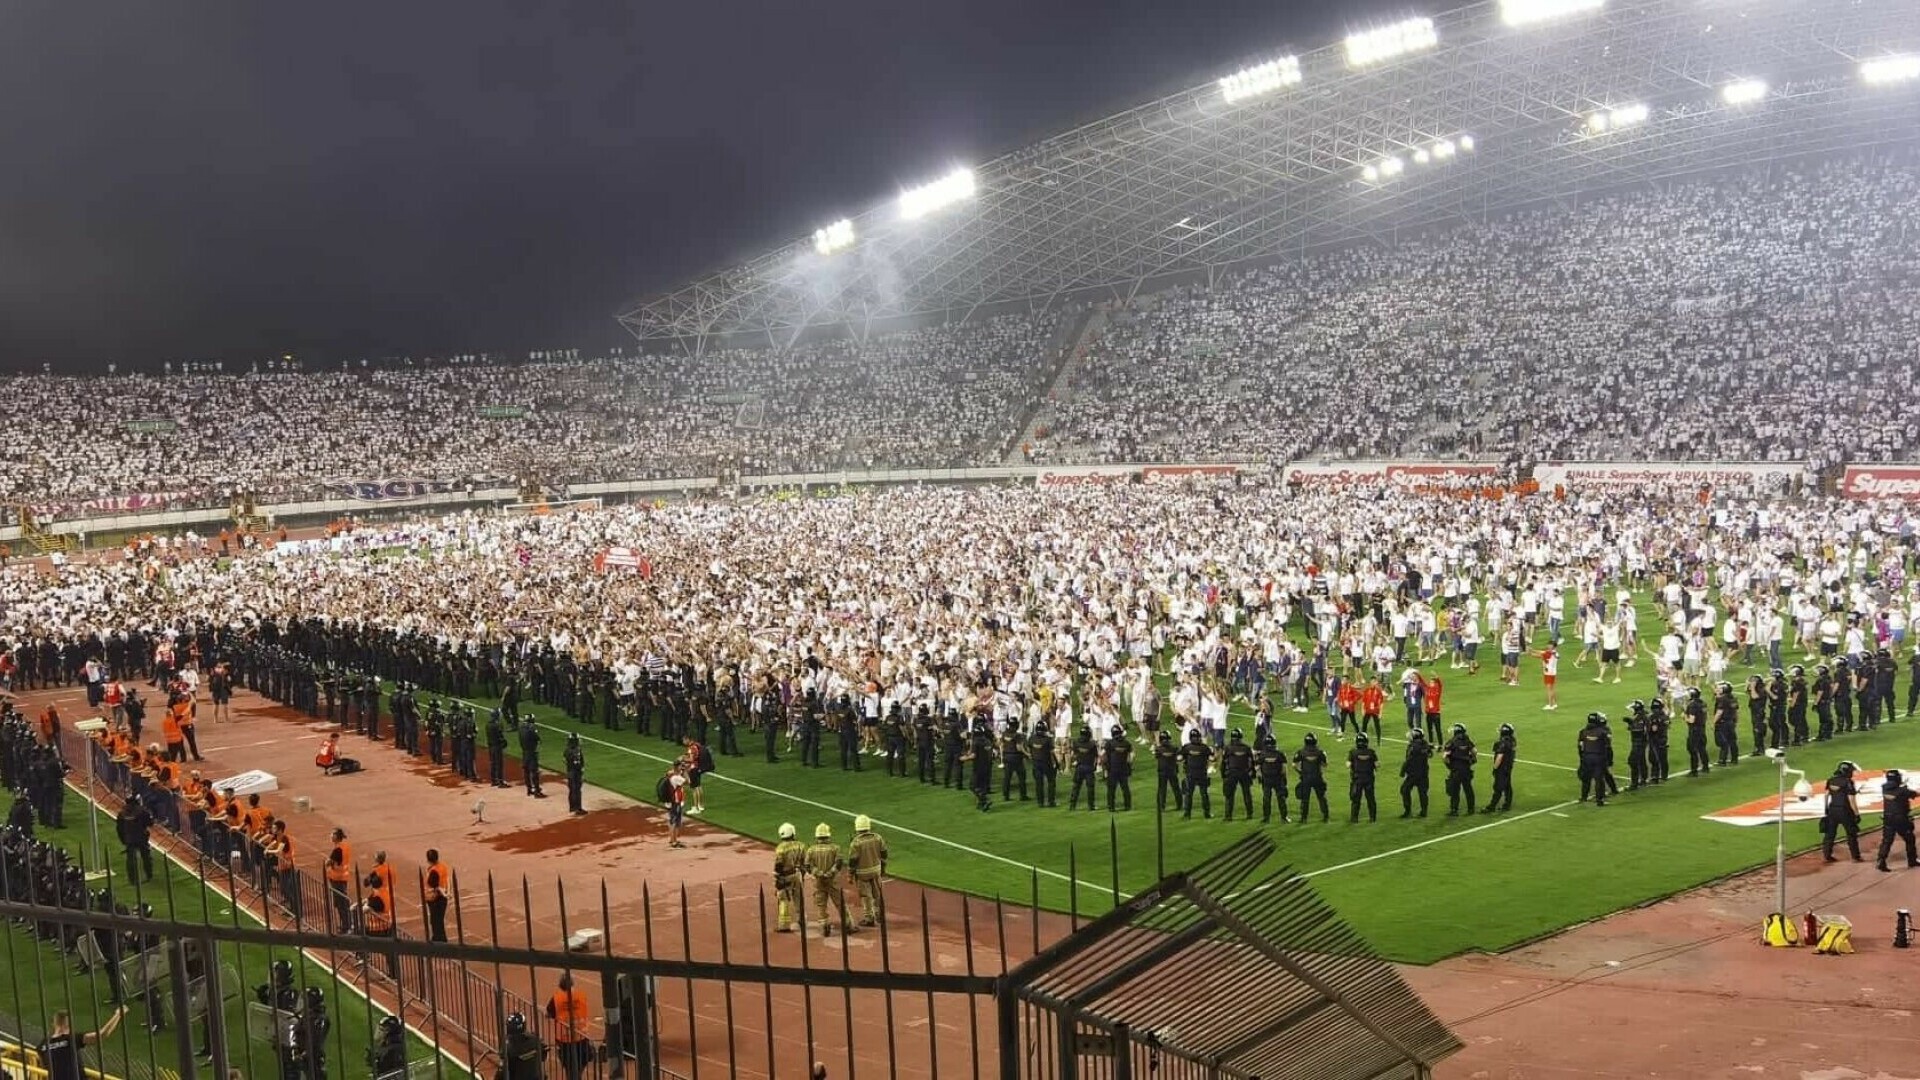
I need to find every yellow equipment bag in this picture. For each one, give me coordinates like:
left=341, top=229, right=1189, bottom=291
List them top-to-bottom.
left=1763, top=912, right=1800, bottom=948
left=1814, top=917, right=1854, bottom=955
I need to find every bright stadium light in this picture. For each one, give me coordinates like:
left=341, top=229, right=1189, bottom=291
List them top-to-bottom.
left=1500, top=0, right=1604, bottom=27
left=1344, top=18, right=1438, bottom=68
left=1860, top=55, right=1920, bottom=85
left=1219, top=56, right=1303, bottom=102
left=1720, top=78, right=1768, bottom=105
left=1587, top=102, right=1649, bottom=134
left=1459, top=134, right=1475, bottom=152
left=1432, top=138, right=1456, bottom=159
left=1413, top=148, right=1431, bottom=164
left=1380, top=156, right=1405, bottom=176
left=1362, top=164, right=1380, bottom=181
left=898, top=168, right=977, bottom=221
left=812, top=218, right=855, bottom=256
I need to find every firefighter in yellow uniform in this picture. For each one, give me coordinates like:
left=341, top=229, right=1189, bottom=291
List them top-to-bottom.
left=848, top=814, right=889, bottom=928
left=772, top=822, right=808, bottom=933
left=805, top=823, right=854, bottom=938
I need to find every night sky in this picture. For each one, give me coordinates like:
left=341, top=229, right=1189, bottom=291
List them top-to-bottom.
left=0, top=0, right=1396, bottom=373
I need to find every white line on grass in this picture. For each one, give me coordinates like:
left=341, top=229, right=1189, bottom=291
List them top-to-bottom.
left=444, top=694, right=1119, bottom=896
left=1302, top=801, right=1578, bottom=878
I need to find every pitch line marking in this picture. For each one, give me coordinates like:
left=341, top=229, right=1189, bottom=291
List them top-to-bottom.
left=1301, top=801, right=1578, bottom=879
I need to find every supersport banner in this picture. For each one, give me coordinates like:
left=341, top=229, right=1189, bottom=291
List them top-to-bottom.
left=1284, top=461, right=1499, bottom=488
left=1534, top=461, right=1799, bottom=492
left=1141, top=465, right=1239, bottom=484
left=1840, top=465, right=1920, bottom=500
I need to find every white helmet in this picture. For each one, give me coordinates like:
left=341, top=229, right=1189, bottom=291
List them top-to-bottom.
left=854, top=814, right=873, bottom=832
left=777, top=822, right=796, bottom=840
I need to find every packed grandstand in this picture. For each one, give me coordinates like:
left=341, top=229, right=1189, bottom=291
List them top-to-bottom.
left=3, top=152, right=1917, bottom=525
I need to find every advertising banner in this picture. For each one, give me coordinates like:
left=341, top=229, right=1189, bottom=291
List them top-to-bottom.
left=1535, top=461, right=1799, bottom=492
left=1284, top=462, right=1499, bottom=487
left=1141, top=465, right=1240, bottom=484
left=1840, top=465, right=1920, bottom=500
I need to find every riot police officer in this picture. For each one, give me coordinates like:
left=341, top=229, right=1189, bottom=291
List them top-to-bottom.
left=1787, top=665, right=1809, bottom=746
left=1813, top=665, right=1835, bottom=741
left=1767, top=667, right=1790, bottom=748
left=1712, top=681, right=1740, bottom=766
left=1683, top=687, right=1710, bottom=777
left=1647, top=697, right=1671, bottom=785
left=1625, top=699, right=1650, bottom=789
left=426, top=700, right=447, bottom=766
left=914, top=706, right=937, bottom=784
left=487, top=710, right=509, bottom=788
left=941, top=712, right=966, bottom=789
left=1577, top=712, right=1612, bottom=807
left=519, top=716, right=545, bottom=798
left=968, top=720, right=997, bottom=811
left=1000, top=721, right=1029, bottom=800
left=1028, top=722, right=1058, bottom=807
left=1485, top=722, right=1516, bottom=813
left=1442, top=724, right=1477, bottom=816
left=1102, top=726, right=1134, bottom=812
left=1067, top=727, right=1099, bottom=811
left=1179, top=729, right=1213, bottom=819
left=1220, top=729, right=1254, bottom=821
left=1399, top=730, right=1432, bottom=818
left=1153, top=732, right=1182, bottom=812
left=564, top=733, right=586, bottom=816
left=1347, top=733, right=1379, bottom=823
left=1255, top=734, right=1289, bottom=823
left=1294, top=734, right=1330, bottom=823
left=1822, top=760, right=1863, bottom=863
left=1877, top=768, right=1920, bottom=871
left=500, top=1011, right=545, bottom=1080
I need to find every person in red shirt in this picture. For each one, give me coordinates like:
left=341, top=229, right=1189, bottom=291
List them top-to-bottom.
left=1421, top=670, right=1445, bottom=742
left=1359, top=677, right=1385, bottom=740
left=1335, top=680, right=1359, bottom=738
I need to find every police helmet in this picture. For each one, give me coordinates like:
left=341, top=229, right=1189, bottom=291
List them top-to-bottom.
left=1878, top=648, right=1893, bottom=659
left=1836, top=656, right=1851, bottom=668
left=1790, top=665, right=1804, bottom=678
left=1816, top=665, right=1830, bottom=677
left=1771, top=668, right=1785, bottom=678
left=1716, top=681, right=1733, bottom=693
left=1688, top=687, right=1702, bottom=699
left=1629, top=699, right=1645, bottom=714
left=1586, top=711, right=1606, bottom=725
left=1498, top=722, right=1515, bottom=737
left=1451, top=723, right=1466, bottom=738
left=1110, top=725, right=1123, bottom=739
left=1077, top=727, right=1093, bottom=742
left=1188, top=728, right=1202, bottom=742
left=1230, top=728, right=1244, bottom=742
left=1409, top=729, right=1427, bottom=742
left=1158, top=731, right=1172, bottom=743
left=1258, top=733, right=1276, bottom=749
left=1304, top=733, right=1318, bottom=747
left=1355, top=733, right=1369, bottom=748
left=1838, top=760, right=1859, bottom=777
left=1888, top=769, right=1905, bottom=787
left=854, top=814, right=873, bottom=833
left=778, top=822, right=796, bottom=840
left=814, top=823, right=832, bottom=839
left=137, top=902, right=153, bottom=918
left=271, top=959, right=294, bottom=985
left=305, top=985, right=326, bottom=1009
left=506, top=1012, right=528, bottom=1036
left=380, top=1016, right=403, bottom=1039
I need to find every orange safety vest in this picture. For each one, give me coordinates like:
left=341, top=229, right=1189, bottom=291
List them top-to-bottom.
left=162, top=712, right=184, bottom=745
left=245, top=806, right=271, bottom=836
left=273, top=833, right=296, bottom=871
left=326, top=841, right=353, bottom=884
left=424, top=861, right=453, bottom=903
left=371, top=862, right=397, bottom=898
left=364, top=887, right=394, bottom=933
left=547, top=989, right=589, bottom=1043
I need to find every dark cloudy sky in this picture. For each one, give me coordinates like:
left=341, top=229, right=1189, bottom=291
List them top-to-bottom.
left=0, top=0, right=1394, bottom=372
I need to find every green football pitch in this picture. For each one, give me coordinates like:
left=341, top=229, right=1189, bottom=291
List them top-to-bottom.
left=438, top=596, right=1915, bottom=965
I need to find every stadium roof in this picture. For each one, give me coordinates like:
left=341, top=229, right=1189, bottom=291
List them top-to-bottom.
left=617, top=0, right=1920, bottom=350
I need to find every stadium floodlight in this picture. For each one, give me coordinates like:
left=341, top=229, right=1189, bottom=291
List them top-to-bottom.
left=1500, top=0, right=1604, bottom=27
left=1344, top=17, right=1438, bottom=68
left=1860, top=55, right=1920, bottom=85
left=1219, top=56, right=1303, bottom=103
left=1720, top=78, right=1768, bottom=105
left=1587, top=102, right=1649, bottom=134
left=1459, top=134, right=1475, bottom=151
left=1432, top=139, right=1456, bottom=159
left=1413, top=148, right=1431, bottom=164
left=1380, top=156, right=1405, bottom=176
left=1362, top=164, right=1380, bottom=181
left=898, top=168, right=977, bottom=221
left=812, top=218, right=855, bottom=256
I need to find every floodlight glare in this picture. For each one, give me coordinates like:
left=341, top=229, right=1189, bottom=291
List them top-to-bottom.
left=1500, top=0, right=1605, bottom=28
left=1344, top=17, right=1438, bottom=68
left=1860, top=55, right=1920, bottom=85
left=1219, top=56, right=1303, bottom=103
left=1720, top=79, right=1768, bottom=105
left=1588, top=102, right=1648, bottom=134
left=1586, top=112, right=1610, bottom=133
left=1459, top=134, right=1475, bottom=151
left=1433, top=139, right=1456, bottom=159
left=1413, top=148, right=1431, bottom=164
left=1380, top=156, right=1405, bottom=176
left=1362, top=164, right=1380, bottom=181
left=899, top=169, right=977, bottom=221
left=812, top=218, right=855, bottom=256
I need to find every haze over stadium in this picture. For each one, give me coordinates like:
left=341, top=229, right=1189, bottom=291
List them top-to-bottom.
left=3, top=0, right=1920, bottom=1079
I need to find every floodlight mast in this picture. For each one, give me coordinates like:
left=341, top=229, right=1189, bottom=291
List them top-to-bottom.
left=1499, top=0, right=1605, bottom=29
left=1344, top=17, right=1438, bottom=68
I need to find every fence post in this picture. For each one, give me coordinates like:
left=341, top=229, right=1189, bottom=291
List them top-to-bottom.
left=201, top=933, right=231, bottom=1078
left=165, top=938, right=198, bottom=1080
left=997, top=984, right=1021, bottom=1080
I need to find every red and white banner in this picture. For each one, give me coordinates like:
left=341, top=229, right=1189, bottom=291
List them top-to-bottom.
left=1535, top=461, right=1798, bottom=492
left=1285, top=462, right=1498, bottom=488
left=1141, top=465, right=1239, bottom=484
left=1841, top=466, right=1920, bottom=500
left=28, top=490, right=197, bottom=520
left=593, top=547, right=651, bottom=575
left=1703, top=769, right=1912, bottom=827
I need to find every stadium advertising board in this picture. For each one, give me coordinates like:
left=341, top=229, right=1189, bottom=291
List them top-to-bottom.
left=475, top=405, right=529, bottom=419
left=1285, top=461, right=1498, bottom=487
left=1535, top=461, right=1798, bottom=492
left=1141, top=465, right=1239, bottom=484
left=1841, top=465, right=1920, bottom=500
left=1036, top=466, right=1136, bottom=486
left=325, top=478, right=471, bottom=502
left=29, top=490, right=192, bottom=519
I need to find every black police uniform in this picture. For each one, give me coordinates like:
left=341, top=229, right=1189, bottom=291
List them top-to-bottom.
left=1813, top=669, right=1835, bottom=741
left=1787, top=671, right=1809, bottom=745
left=1747, top=676, right=1768, bottom=756
left=1683, top=692, right=1710, bottom=776
left=1646, top=701, right=1670, bottom=785
left=1625, top=705, right=1650, bottom=789
left=915, top=709, right=938, bottom=783
left=487, top=712, right=509, bottom=787
left=1577, top=716, right=1611, bottom=806
left=519, top=719, right=544, bottom=797
left=1466, top=719, right=1504, bottom=810
left=969, top=724, right=997, bottom=810
left=1001, top=726, right=1029, bottom=800
left=1028, top=727, right=1058, bottom=807
left=1067, top=731, right=1099, bottom=811
left=1103, top=731, right=1134, bottom=812
left=1442, top=731, right=1477, bottom=815
left=1220, top=733, right=1255, bottom=820
left=1179, top=734, right=1213, bottom=819
left=1153, top=735, right=1182, bottom=812
left=1399, top=735, right=1432, bottom=817
left=564, top=737, right=586, bottom=815
left=1256, top=737, right=1289, bottom=822
left=1294, top=738, right=1330, bottom=822
left=1347, top=739, right=1379, bottom=822
left=1821, top=767, right=1863, bottom=861
left=1876, top=773, right=1920, bottom=871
